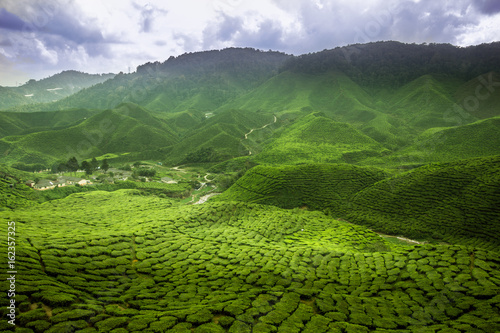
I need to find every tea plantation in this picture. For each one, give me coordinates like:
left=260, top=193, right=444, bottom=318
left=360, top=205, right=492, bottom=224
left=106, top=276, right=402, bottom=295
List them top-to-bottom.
left=218, top=156, right=500, bottom=252
left=1, top=190, right=500, bottom=332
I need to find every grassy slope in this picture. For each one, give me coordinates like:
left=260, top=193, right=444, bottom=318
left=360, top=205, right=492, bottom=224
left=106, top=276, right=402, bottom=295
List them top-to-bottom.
left=0, top=71, right=115, bottom=110
left=219, top=71, right=377, bottom=119
left=221, top=71, right=462, bottom=150
left=454, top=71, right=500, bottom=120
left=383, top=74, right=471, bottom=129
left=0, top=103, right=179, bottom=166
left=0, top=108, right=100, bottom=138
left=165, top=110, right=274, bottom=164
left=255, top=113, right=389, bottom=164
left=375, top=116, right=500, bottom=167
left=217, top=155, right=500, bottom=251
left=347, top=155, right=500, bottom=251
left=214, top=163, right=389, bottom=212
left=0, top=164, right=37, bottom=210
left=1, top=190, right=499, bottom=332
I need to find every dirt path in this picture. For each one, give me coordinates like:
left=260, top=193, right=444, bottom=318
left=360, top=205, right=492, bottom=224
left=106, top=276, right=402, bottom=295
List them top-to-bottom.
left=244, top=115, right=276, bottom=139
left=171, top=166, right=186, bottom=172
left=194, top=193, right=220, bottom=205
left=338, top=218, right=425, bottom=245
left=376, top=233, right=425, bottom=245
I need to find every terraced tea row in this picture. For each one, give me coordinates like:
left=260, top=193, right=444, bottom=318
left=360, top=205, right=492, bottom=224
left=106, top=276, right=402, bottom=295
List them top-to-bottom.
left=347, top=155, right=500, bottom=251
left=218, top=156, right=500, bottom=252
left=215, top=163, right=388, bottom=212
left=1, top=190, right=499, bottom=332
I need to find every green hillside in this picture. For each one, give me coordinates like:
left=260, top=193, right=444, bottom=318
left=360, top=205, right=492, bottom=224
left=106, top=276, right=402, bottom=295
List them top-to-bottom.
left=0, top=41, right=500, bottom=332
left=18, top=49, right=290, bottom=113
left=0, top=71, right=115, bottom=110
left=218, top=71, right=471, bottom=149
left=219, top=71, right=377, bottom=120
left=454, top=71, right=500, bottom=120
left=385, top=74, right=471, bottom=129
left=0, top=103, right=179, bottom=166
left=0, top=108, right=100, bottom=138
left=165, top=109, right=274, bottom=164
left=255, top=113, right=389, bottom=164
left=379, top=116, right=500, bottom=166
left=217, top=155, right=500, bottom=251
left=347, top=155, right=500, bottom=251
left=214, top=163, right=388, bottom=212
left=0, top=164, right=37, bottom=210
left=2, top=190, right=500, bottom=332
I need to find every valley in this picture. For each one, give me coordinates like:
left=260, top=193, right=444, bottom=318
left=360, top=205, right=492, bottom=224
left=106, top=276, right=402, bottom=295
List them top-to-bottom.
left=0, top=42, right=499, bottom=332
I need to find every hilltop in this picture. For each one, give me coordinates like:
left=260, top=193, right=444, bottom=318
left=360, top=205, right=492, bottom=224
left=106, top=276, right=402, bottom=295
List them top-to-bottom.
left=14, top=48, right=291, bottom=113
left=0, top=71, right=115, bottom=110
left=0, top=103, right=178, bottom=167
left=254, top=113, right=389, bottom=164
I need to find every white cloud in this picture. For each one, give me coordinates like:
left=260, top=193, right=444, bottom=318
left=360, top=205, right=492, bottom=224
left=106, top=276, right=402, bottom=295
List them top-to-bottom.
left=456, top=12, right=500, bottom=46
left=35, top=38, right=58, bottom=64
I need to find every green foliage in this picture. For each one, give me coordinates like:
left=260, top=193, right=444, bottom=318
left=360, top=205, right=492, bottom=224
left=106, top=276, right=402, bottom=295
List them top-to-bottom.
left=1, top=42, right=500, bottom=333
left=0, top=71, right=114, bottom=111
left=0, top=103, right=178, bottom=166
left=254, top=113, right=389, bottom=165
left=183, top=147, right=223, bottom=164
left=347, top=155, right=500, bottom=251
left=101, top=159, right=110, bottom=172
left=215, top=163, right=388, bottom=213
left=0, top=165, right=37, bottom=210
left=133, top=168, right=157, bottom=178
left=3, top=189, right=500, bottom=332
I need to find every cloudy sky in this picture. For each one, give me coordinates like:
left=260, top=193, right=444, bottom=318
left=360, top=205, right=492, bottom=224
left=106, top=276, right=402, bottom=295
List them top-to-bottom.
left=0, top=0, right=499, bottom=86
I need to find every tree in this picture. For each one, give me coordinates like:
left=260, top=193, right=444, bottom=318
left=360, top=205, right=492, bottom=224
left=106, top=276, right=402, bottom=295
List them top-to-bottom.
left=66, top=157, right=79, bottom=175
left=90, top=157, right=99, bottom=171
left=101, top=159, right=110, bottom=172
left=81, top=161, right=92, bottom=176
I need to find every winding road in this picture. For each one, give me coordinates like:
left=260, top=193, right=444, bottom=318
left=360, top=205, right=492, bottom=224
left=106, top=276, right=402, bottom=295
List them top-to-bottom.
left=243, top=115, right=277, bottom=155
left=244, top=115, right=277, bottom=139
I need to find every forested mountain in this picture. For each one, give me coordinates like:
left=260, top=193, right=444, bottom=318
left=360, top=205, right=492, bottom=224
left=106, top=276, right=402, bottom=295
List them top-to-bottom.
left=282, top=41, right=500, bottom=88
left=0, top=42, right=499, bottom=170
left=10, top=48, right=291, bottom=112
left=0, top=70, right=115, bottom=110
left=0, top=103, right=178, bottom=167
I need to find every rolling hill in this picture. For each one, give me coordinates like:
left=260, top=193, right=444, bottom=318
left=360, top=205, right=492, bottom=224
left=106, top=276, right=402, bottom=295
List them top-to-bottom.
left=0, top=41, right=500, bottom=332
left=16, top=48, right=291, bottom=113
left=0, top=71, right=115, bottom=110
left=0, top=103, right=179, bottom=166
left=0, top=108, right=100, bottom=138
left=165, top=109, right=275, bottom=164
left=254, top=113, right=390, bottom=164
left=376, top=116, right=500, bottom=166
left=217, top=155, right=500, bottom=251
left=347, top=155, right=500, bottom=251
left=214, top=163, right=389, bottom=212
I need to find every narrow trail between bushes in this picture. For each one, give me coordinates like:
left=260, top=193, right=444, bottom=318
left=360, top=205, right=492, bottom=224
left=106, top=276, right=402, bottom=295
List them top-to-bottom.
left=243, top=115, right=277, bottom=155
left=244, top=115, right=277, bottom=139
left=194, top=193, right=220, bottom=205
left=339, top=218, right=425, bottom=245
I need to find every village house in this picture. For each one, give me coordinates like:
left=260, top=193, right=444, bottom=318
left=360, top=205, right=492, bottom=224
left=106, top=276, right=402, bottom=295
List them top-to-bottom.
left=34, top=177, right=92, bottom=190
left=34, top=179, right=56, bottom=190
left=25, top=180, right=35, bottom=188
